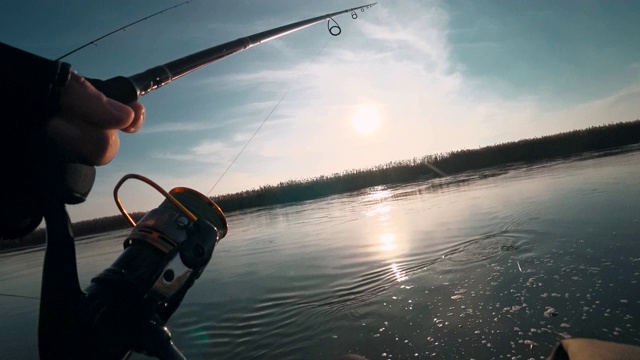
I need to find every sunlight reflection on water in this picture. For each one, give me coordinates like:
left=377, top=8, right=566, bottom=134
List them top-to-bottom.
left=2, top=149, right=640, bottom=359
left=379, top=233, right=397, bottom=252
left=390, top=263, right=408, bottom=282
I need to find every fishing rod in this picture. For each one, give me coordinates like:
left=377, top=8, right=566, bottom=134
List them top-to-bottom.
left=55, top=0, right=194, bottom=61
left=91, top=2, right=377, bottom=103
left=22, top=4, right=381, bottom=358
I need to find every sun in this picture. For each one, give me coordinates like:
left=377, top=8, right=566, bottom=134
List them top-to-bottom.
left=351, top=104, right=382, bottom=135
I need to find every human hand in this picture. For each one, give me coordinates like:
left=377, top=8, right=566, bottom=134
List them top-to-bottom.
left=45, top=72, right=145, bottom=165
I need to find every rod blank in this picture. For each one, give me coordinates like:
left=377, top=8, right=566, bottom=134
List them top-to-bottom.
left=91, top=3, right=377, bottom=104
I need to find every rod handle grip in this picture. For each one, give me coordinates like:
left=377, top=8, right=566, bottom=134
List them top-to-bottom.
left=87, top=76, right=140, bottom=104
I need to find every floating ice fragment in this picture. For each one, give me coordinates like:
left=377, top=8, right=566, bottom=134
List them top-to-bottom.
left=451, top=295, right=464, bottom=300
left=620, top=299, right=628, bottom=303
left=504, top=305, right=523, bottom=313
left=544, top=307, right=558, bottom=318
left=560, top=323, right=570, bottom=328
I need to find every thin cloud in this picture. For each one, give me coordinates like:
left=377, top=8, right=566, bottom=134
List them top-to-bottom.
left=200, top=68, right=302, bottom=87
left=140, top=101, right=280, bottom=134
left=141, top=121, right=226, bottom=134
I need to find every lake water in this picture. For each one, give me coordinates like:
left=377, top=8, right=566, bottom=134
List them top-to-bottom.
left=2, top=149, right=640, bottom=360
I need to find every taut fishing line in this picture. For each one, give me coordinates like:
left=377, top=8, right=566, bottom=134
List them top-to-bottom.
left=205, top=40, right=332, bottom=196
left=0, top=292, right=39, bottom=300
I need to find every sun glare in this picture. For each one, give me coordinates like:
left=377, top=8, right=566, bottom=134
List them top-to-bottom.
left=351, top=104, right=382, bottom=135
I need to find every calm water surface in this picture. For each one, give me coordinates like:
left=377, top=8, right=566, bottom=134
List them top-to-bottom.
left=2, top=149, right=640, bottom=359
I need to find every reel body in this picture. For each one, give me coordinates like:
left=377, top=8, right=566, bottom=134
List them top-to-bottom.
left=82, top=175, right=227, bottom=358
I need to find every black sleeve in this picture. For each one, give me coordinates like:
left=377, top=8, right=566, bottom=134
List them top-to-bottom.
left=0, top=42, right=72, bottom=240
left=0, top=42, right=71, bottom=128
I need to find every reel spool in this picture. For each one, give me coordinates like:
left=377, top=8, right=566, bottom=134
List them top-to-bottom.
left=110, top=174, right=227, bottom=313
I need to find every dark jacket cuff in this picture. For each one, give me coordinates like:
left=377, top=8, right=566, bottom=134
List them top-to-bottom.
left=0, top=42, right=71, bottom=129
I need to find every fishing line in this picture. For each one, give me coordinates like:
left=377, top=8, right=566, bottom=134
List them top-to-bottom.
left=56, top=0, right=193, bottom=61
left=206, top=39, right=332, bottom=196
left=0, top=293, right=39, bottom=300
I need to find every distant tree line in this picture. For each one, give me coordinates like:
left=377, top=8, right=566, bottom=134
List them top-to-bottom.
left=3, top=119, right=640, bottom=252
left=211, top=120, right=640, bottom=211
left=0, top=212, right=145, bottom=252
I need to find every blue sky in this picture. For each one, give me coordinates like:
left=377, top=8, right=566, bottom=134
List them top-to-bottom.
left=2, top=1, right=639, bottom=221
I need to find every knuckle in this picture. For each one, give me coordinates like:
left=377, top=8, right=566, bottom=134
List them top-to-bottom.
left=89, top=130, right=119, bottom=165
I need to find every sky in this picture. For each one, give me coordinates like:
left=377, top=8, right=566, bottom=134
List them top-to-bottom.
left=2, top=0, right=640, bottom=221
